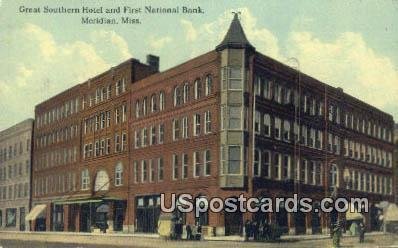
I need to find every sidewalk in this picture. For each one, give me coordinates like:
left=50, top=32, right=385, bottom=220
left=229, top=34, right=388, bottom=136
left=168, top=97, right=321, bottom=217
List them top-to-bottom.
left=0, top=230, right=386, bottom=242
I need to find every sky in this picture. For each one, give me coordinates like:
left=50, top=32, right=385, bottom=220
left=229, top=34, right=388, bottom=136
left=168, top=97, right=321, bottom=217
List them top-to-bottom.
left=0, top=0, right=397, bottom=130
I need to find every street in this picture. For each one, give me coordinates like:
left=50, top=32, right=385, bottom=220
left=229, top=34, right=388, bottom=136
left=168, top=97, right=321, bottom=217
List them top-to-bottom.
left=0, top=234, right=397, bottom=248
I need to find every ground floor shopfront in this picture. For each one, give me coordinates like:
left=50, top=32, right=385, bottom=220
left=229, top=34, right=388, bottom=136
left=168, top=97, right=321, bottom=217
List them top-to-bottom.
left=29, top=191, right=392, bottom=236
left=30, top=197, right=128, bottom=233
left=0, top=204, right=29, bottom=231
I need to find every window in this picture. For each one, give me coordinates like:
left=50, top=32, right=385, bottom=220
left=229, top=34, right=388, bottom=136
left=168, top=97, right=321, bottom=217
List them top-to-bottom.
left=228, top=67, right=242, bottom=89
left=205, top=75, right=212, bottom=96
left=254, top=77, right=261, bottom=96
left=194, top=79, right=202, bottom=99
left=263, top=79, right=272, bottom=100
left=183, top=83, right=189, bottom=103
left=274, top=84, right=282, bottom=103
left=173, top=86, right=180, bottom=106
left=159, top=91, right=165, bottom=111
left=151, top=94, right=157, bottom=112
left=142, top=97, right=147, bottom=116
left=135, top=101, right=140, bottom=118
left=122, top=104, right=127, bottom=122
left=229, top=107, right=241, bottom=129
left=115, top=108, right=121, bottom=124
left=106, top=111, right=111, bottom=127
left=204, top=111, right=211, bottom=134
left=255, top=111, right=261, bottom=134
left=194, top=114, right=201, bottom=136
left=263, top=114, right=271, bottom=136
left=182, top=117, right=188, bottom=139
left=274, top=117, right=281, bottom=140
left=173, top=119, right=180, bottom=141
left=283, top=120, right=290, bottom=141
left=158, top=124, right=164, bottom=144
left=301, top=125, right=307, bottom=145
left=150, top=126, right=156, bottom=145
left=309, top=128, right=315, bottom=148
left=140, top=129, right=149, bottom=148
left=134, top=130, right=140, bottom=148
left=121, top=132, right=127, bottom=151
left=114, top=134, right=120, bottom=152
left=106, top=138, right=111, bottom=154
left=100, top=139, right=105, bottom=155
left=94, top=141, right=99, bottom=157
left=253, top=149, right=261, bottom=177
left=204, top=150, right=211, bottom=176
left=263, top=150, right=270, bottom=178
left=194, top=151, right=201, bottom=177
left=273, top=153, right=281, bottom=180
left=172, top=154, right=179, bottom=180
left=182, top=154, right=188, bottom=179
left=282, top=154, right=290, bottom=179
left=158, top=158, right=164, bottom=181
left=149, top=159, right=154, bottom=182
left=141, top=160, right=147, bottom=182
left=115, top=162, right=123, bottom=186
left=329, top=164, right=338, bottom=187
left=81, top=169, right=90, bottom=190
left=6, top=208, right=16, bottom=227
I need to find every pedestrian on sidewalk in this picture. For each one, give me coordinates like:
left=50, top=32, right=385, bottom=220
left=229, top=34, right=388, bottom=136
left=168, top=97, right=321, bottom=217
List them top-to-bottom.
left=244, top=220, right=251, bottom=241
left=332, top=221, right=342, bottom=248
left=358, top=222, right=365, bottom=243
left=186, top=224, right=192, bottom=240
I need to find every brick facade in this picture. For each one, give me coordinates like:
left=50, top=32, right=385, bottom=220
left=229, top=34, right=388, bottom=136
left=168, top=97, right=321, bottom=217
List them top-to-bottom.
left=29, top=14, right=395, bottom=236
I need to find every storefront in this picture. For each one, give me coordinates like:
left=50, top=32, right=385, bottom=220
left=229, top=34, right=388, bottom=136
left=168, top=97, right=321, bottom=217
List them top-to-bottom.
left=135, top=195, right=161, bottom=233
left=53, top=197, right=126, bottom=233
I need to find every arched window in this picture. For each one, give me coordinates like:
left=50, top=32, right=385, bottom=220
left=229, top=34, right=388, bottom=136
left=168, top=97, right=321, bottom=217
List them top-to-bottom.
left=205, top=75, right=212, bottom=96
left=194, top=79, right=202, bottom=99
left=183, top=83, right=189, bottom=103
left=173, top=86, right=180, bottom=106
left=159, top=91, right=165, bottom=111
left=151, top=94, right=157, bottom=113
left=142, top=97, right=147, bottom=116
left=135, top=100, right=140, bottom=118
left=115, top=162, right=123, bottom=186
left=81, top=169, right=90, bottom=190
left=94, top=170, right=110, bottom=191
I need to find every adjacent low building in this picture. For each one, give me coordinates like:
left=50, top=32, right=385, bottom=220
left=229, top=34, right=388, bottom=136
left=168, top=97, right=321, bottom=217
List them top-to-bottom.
left=0, top=119, right=34, bottom=231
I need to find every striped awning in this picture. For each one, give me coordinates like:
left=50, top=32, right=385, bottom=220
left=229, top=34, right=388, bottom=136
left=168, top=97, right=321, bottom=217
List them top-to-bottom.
left=25, top=204, right=46, bottom=221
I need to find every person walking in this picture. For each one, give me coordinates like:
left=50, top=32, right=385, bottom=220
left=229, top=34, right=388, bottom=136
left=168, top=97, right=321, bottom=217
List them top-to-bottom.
left=244, top=220, right=251, bottom=241
left=332, top=221, right=342, bottom=248
left=358, top=222, right=365, bottom=243
left=186, top=224, right=192, bottom=240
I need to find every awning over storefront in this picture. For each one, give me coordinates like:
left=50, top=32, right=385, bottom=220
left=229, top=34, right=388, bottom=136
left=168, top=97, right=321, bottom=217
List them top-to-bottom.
left=53, top=196, right=125, bottom=205
left=54, top=197, right=103, bottom=205
left=346, top=203, right=365, bottom=221
left=25, top=204, right=46, bottom=221
left=384, top=204, right=398, bottom=222
left=346, top=211, right=364, bottom=221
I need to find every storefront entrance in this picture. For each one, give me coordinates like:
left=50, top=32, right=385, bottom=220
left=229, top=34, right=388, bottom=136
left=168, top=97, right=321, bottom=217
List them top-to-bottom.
left=135, top=195, right=161, bottom=233
left=225, top=211, right=242, bottom=236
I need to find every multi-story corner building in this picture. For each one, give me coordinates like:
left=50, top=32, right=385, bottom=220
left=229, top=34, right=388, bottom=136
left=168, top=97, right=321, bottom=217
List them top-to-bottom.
left=29, top=14, right=395, bottom=236
left=128, top=14, right=395, bottom=236
left=30, top=58, right=157, bottom=232
left=0, top=119, right=34, bottom=231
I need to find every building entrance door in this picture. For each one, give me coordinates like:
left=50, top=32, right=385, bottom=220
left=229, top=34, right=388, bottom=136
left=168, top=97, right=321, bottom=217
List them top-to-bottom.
left=135, top=195, right=160, bottom=233
left=80, top=204, right=91, bottom=232
left=19, top=207, right=25, bottom=231
left=225, top=211, right=242, bottom=236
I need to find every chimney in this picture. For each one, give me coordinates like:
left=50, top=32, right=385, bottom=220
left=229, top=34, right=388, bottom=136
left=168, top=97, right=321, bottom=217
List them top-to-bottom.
left=146, top=54, right=159, bottom=72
